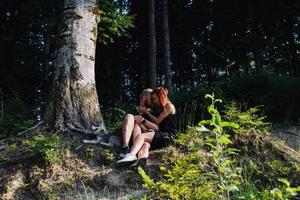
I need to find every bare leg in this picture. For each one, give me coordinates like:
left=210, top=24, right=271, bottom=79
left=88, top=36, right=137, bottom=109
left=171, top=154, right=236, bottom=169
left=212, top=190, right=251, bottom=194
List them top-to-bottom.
left=122, top=114, right=135, bottom=147
left=132, top=124, right=142, bottom=142
left=129, top=132, right=155, bottom=156
left=137, top=142, right=151, bottom=158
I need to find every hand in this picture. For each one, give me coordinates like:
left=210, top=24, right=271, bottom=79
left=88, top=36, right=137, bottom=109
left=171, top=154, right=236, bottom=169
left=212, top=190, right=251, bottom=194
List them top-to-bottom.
left=137, top=106, right=149, bottom=114
left=134, top=115, right=144, bottom=124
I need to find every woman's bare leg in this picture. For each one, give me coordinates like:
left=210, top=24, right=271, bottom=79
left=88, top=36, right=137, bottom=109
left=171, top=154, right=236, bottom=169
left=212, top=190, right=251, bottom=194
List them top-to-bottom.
left=122, top=114, right=135, bottom=147
left=132, top=124, right=142, bottom=142
left=129, top=132, right=155, bottom=156
left=137, top=142, right=151, bottom=158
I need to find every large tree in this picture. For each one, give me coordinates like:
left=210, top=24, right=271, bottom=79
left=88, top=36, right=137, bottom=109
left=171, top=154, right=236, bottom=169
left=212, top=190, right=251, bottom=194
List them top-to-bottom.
left=44, top=0, right=104, bottom=131
left=147, top=0, right=157, bottom=89
left=162, top=0, right=172, bottom=90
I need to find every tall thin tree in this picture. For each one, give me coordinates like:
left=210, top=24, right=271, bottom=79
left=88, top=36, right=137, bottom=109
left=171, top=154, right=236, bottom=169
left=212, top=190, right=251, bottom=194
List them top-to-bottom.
left=44, top=0, right=104, bottom=131
left=148, top=0, right=157, bottom=89
left=162, top=0, right=172, bottom=89
left=249, top=0, right=262, bottom=72
left=286, top=17, right=299, bottom=76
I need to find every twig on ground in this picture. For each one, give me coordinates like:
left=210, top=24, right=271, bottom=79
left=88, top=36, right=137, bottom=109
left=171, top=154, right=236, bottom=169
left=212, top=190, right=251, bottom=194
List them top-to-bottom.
left=17, top=121, right=44, bottom=136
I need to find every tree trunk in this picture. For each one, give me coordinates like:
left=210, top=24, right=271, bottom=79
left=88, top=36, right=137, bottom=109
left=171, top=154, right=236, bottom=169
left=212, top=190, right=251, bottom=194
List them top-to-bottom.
left=44, top=0, right=104, bottom=131
left=148, top=0, right=157, bottom=89
left=162, top=0, right=172, bottom=90
left=249, top=0, right=262, bottom=72
left=286, top=18, right=299, bottom=76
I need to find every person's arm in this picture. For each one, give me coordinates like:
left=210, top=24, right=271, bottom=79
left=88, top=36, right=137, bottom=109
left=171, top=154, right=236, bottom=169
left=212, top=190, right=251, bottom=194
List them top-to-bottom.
left=143, top=104, right=175, bottom=125
left=135, top=115, right=159, bottom=131
left=143, top=119, right=159, bottom=131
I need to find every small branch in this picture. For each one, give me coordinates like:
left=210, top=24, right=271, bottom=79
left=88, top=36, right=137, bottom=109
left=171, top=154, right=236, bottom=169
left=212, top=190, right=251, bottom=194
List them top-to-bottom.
left=17, top=121, right=44, bottom=136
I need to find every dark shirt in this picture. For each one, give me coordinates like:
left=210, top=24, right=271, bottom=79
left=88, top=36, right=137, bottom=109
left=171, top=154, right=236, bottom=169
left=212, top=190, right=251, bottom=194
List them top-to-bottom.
left=159, top=114, right=177, bottom=135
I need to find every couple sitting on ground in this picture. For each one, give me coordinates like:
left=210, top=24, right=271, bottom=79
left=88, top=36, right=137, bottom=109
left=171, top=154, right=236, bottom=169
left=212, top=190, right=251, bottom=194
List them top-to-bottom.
left=116, top=87, right=176, bottom=167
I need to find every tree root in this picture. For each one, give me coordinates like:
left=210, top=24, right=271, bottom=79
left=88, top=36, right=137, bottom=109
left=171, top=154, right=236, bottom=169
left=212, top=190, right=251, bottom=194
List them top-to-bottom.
left=67, top=123, right=93, bottom=134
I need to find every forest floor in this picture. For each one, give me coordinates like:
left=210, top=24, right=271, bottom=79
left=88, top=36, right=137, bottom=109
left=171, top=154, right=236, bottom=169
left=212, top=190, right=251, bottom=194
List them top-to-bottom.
left=0, top=126, right=300, bottom=199
left=0, top=130, right=171, bottom=200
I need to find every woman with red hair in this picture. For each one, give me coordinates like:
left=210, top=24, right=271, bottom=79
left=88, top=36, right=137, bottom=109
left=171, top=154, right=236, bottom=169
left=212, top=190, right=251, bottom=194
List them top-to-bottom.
left=117, top=87, right=176, bottom=167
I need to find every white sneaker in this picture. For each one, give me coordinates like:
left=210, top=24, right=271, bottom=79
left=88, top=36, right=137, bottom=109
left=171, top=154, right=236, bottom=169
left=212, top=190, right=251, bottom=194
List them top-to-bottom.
left=116, top=154, right=137, bottom=167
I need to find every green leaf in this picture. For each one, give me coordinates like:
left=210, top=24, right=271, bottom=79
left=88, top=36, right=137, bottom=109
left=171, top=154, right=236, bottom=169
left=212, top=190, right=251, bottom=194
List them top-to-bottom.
left=205, top=94, right=213, bottom=100
left=215, top=99, right=223, bottom=103
left=214, top=114, right=222, bottom=126
left=198, top=120, right=211, bottom=126
left=220, top=121, right=240, bottom=129
left=196, top=125, right=210, bottom=132
left=217, top=134, right=232, bottom=145
left=205, top=142, right=216, bottom=149
left=224, top=148, right=240, bottom=155
left=278, top=178, right=290, bottom=187
left=227, top=185, right=239, bottom=192
left=286, top=186, right=300, bottom=196
left=271, top=188, right=283, bottom=198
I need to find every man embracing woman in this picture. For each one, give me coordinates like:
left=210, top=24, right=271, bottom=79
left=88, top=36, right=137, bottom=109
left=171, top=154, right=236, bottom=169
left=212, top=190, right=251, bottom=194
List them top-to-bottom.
left=116, top=86, right=176, bottom=168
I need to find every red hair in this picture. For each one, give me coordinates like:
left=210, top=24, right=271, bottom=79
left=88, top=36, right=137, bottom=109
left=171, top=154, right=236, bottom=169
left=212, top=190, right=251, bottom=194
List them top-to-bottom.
left=152, top=87, right=171, bottom=110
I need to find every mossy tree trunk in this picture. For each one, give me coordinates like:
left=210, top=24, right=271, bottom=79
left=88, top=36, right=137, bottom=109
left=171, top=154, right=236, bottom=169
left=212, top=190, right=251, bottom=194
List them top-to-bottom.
left=44, top=0, right=104, bottom=132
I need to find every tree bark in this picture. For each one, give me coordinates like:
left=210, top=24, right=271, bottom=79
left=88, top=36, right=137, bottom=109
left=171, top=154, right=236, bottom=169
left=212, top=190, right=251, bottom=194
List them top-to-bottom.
left=44, top=0, right=104, bottom=131
left=148, top=0, right=157, bottom=89
left=162, top=0, right=172, bottom=90
left=249, top=0, right=262, bottom=72
left=286, top=18, right=299, bottom=76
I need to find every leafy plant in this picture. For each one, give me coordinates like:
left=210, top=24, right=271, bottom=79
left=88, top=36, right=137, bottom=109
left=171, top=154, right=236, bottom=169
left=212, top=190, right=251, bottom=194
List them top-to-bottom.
left=98, top=0, right=134, bottom=44
left=0, top=93, right=34, bottom=139
left=138, top=93, right=300, bottom=199
left=139, top=93, right=242, bottom=199
left=199, top=93, right=241, bottom=199
left=102, top=102, right=127, bottom=132
left=224, top=102, right=271, bottom=135
left=24, top=133, right=62, bottom=165
left=269, top=178, right=300, bottom=200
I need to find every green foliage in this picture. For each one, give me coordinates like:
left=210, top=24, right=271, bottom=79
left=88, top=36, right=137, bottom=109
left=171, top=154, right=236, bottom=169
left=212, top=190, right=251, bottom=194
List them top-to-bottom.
left=98, top=0, right=134, bottom=44
left=170, top=72, right=300, bottom=129
left=222, top=72, right=300, bottom=123
left=170, top=87, right=224, bottom=132
left=0, top=93, right=34, bottom=139
left=139, top=93, right=242, bottom=199
left=139, top=94, right=300, bottom=199
left=199, top=94, right=241, bottom=199
left=102, top=101, right=128, bottom=132
left=224, top=102, right=271, bottom=135
left=175, top=126, right=205, bottom=151
left=24, top=133, right=62, bottom=165
left=234, top=178, right=300, bottom=200
left=269, top=178, right=300, bottom=199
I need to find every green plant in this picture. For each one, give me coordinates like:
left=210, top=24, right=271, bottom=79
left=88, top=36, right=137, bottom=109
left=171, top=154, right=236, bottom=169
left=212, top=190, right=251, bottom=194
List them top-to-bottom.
left=98, top=0, right=134, bottom=44
left=222, top=72, right=300, bottom=123
left=0, top=93, right=34, bottom=139
left=139, top=93, right=241, bottom=199
left=139, top=93, right=300, bottom=200
left=199, top=93, right=241, bottom=199
left=102, top=102, right=127, bottom=132
left=224, top=102, right=271, bottom=135
left=175, top=126, right=205, bottom=151
left=24, top=133, right=62, bottom=165
left=268, top=178, right=300, bottom=200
